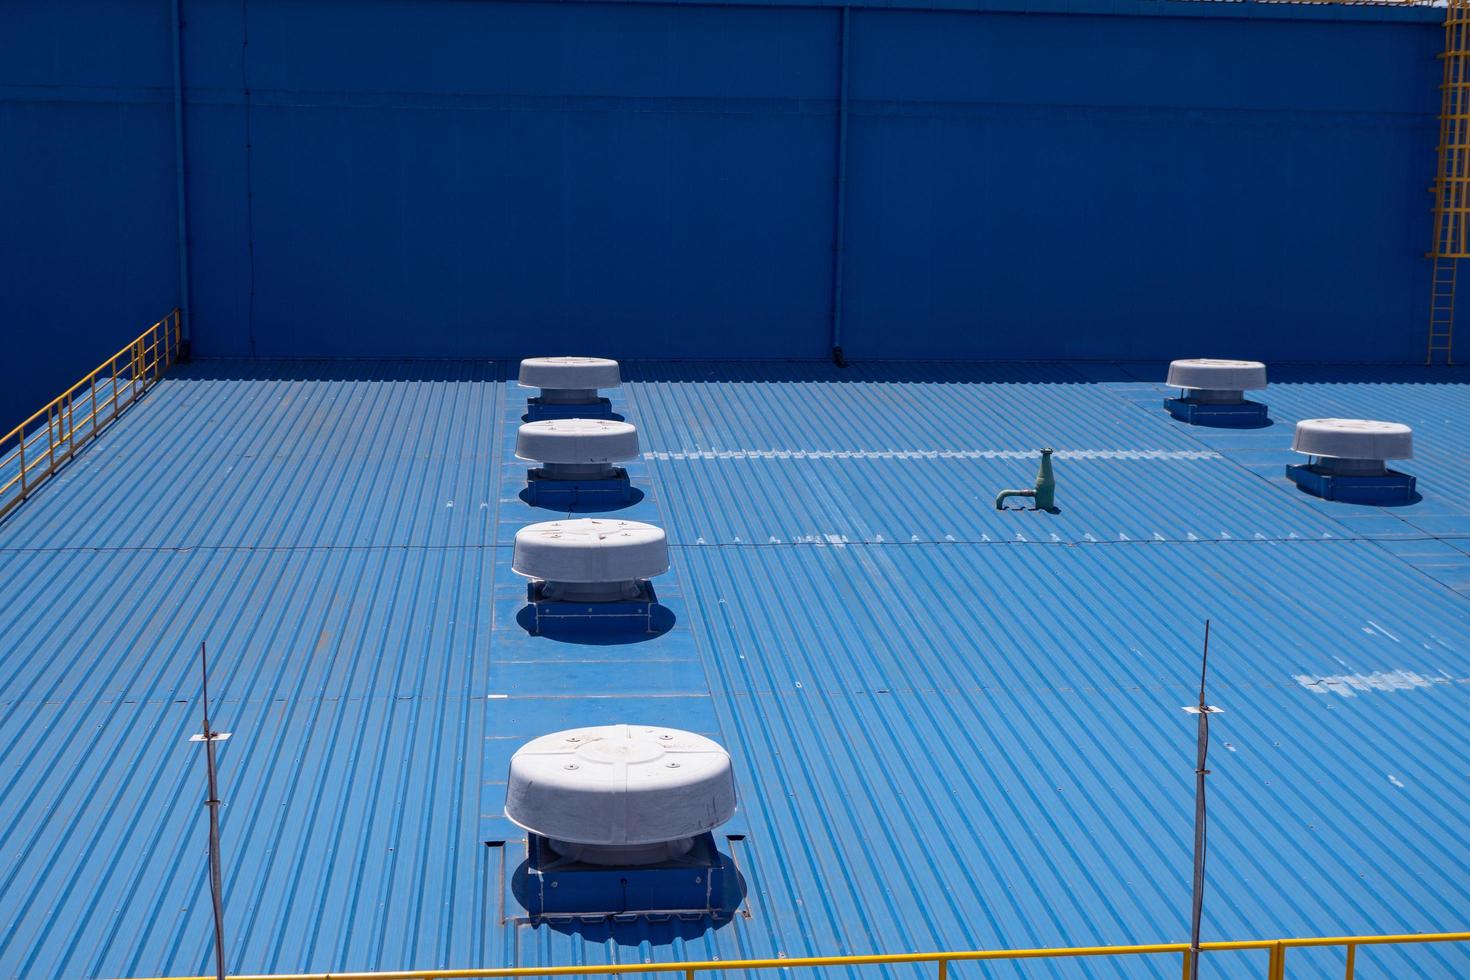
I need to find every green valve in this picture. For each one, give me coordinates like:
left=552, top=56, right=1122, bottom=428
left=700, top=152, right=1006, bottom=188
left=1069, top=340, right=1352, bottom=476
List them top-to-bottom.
left=995, top=447, right=1056, bottom=511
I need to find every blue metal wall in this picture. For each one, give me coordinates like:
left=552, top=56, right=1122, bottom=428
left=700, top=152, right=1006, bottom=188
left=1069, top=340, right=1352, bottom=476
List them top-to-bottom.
left=0, top=0, right=1448, bottom=424
left=2, top=1, right=180, bottom=431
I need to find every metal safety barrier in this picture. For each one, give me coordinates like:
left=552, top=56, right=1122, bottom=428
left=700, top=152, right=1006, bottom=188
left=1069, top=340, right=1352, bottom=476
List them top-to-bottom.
left=0, top=309, right=182, bottom=521
left=124, top=930, right=1470, bottom=980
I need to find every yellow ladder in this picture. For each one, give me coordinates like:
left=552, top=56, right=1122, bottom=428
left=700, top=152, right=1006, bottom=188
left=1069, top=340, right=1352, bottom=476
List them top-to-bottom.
left=1429, top=0, right=1470, bottom=365
left=1429, top=256, right=1456, bottom=363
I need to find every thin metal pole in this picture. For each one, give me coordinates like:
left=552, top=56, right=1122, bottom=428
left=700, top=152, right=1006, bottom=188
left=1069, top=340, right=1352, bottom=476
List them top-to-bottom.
left=828, top=6, right=851, bottom=367
left=1187, top=620, right=1212, bottom=980
left=199, top=642, right=227, bottom=980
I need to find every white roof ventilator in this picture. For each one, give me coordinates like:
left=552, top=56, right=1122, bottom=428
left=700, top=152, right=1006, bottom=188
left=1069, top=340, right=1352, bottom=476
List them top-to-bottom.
left=518, top=357, right=621, bottom=406
left=1165, top=359, right=1268, bottom=404
left=516, top=418, right=640, bottom=480
left=1292, top=418, right=1413, bottom=476
left=513, top=518, right=668, bottom=601
left=505, top=724, right=737, bottom=866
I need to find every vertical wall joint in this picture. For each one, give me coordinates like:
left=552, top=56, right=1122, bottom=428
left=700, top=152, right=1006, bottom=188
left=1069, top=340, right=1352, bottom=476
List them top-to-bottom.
left=170, top=0, right=192, bottom=348
left=829, top=7, right=851, bottom=368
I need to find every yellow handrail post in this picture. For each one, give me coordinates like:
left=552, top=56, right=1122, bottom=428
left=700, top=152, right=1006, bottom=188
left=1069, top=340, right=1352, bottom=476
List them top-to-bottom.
left=47, top=404, right=57, bottom=474
left=1268, top=941, right=1286, bottom=980
left=1344, top=943, right=1356, bottom=979
left=937, top=958, right=947, bottom=980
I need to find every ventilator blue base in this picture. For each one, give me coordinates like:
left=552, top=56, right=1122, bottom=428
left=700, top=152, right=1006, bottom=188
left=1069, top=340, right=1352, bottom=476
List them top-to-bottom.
left=524, top=397, right=616, bottom=421
left=1164, top=397, right=1270, bottom=426
left=1285, top=463, right=1418, bottom=504
left=524, top=468, right=633, bottom=507
left=523, top=581, right=660, bottom=635
left=522, top=832, right=727, bottom=919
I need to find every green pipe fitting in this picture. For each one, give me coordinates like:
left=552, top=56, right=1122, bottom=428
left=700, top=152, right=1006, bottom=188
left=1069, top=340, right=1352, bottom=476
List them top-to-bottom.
left=995, top=448, right=1056, bottom=511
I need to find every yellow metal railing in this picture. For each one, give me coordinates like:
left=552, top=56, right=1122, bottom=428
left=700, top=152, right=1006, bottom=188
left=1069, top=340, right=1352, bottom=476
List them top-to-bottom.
left=1428, top=0, right=1470, bottom=363
left=0, top=309, right=182, bottom=521
left=125, top=930, right=1470, bottom=980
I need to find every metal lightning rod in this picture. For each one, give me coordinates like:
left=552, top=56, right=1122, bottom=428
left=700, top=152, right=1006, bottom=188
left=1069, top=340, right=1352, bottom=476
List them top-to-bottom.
left=1187, top=620, right=1212, bottom=980
left=195, top=641, right=228, bottom=980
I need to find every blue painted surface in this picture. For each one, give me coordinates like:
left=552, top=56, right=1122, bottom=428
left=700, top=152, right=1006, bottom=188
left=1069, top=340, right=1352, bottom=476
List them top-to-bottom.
left=0, top=0, right=1456, bottom=431
left=0, top=1, right=180, bottom=431
left=1, top=358, right=1469, bottom=978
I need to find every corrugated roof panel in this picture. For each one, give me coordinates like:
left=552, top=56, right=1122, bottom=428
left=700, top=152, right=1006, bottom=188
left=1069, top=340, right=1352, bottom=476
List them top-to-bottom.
left=0, top=359, right=1467, bottom=979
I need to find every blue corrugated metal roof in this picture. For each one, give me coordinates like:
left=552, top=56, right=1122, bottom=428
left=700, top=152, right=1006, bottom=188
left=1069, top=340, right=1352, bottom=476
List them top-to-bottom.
left=1, top=359, right=1468, bottom=979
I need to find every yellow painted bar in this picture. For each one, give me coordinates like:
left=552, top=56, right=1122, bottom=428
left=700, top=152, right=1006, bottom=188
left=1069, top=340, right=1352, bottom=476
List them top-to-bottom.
left=0, top=310, right=180, bottom=521
left=1, top=312, right=175, bottom=444
left=114, top=931, right=1470, bottom=980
